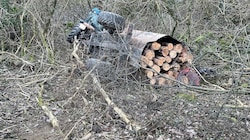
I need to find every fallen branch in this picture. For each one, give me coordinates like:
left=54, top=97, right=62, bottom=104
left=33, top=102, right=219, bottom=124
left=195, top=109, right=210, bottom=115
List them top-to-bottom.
left=72, top=38, right=85, bottom=67
left=0, top=51, right=34, bottom=66
left=192, top=66, right=226, bottom=90
left=91, top=74, right=141, bottom=131
left=36, top=83, right=64, bottom=136
left=220, top=99, right=250, bottom=109
left=222, top=104, right=250, bottom=109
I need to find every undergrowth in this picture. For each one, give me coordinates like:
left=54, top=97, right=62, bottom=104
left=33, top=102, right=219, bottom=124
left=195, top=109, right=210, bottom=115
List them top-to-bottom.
left=0, top=0, right=249, bottom=139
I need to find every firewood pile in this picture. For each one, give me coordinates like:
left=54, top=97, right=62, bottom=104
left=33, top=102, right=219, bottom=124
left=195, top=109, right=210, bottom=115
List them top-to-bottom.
left=81, top=26, right=199, bottom=86
left=140, top=36, right=194, bottom=86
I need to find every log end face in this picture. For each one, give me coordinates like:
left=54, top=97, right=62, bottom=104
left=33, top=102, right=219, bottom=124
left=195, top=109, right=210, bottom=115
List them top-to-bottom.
left=139, top=35, right=197, bottom=86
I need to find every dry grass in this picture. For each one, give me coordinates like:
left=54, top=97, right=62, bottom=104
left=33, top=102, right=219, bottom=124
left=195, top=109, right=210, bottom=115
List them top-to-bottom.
left=0, top=0, right=249, bottom=139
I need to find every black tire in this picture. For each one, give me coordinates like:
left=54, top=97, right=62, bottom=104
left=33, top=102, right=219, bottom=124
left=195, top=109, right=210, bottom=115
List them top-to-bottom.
left=97, top=11, right=125, bottom=33
left=66, top=23, right=82, bottom=43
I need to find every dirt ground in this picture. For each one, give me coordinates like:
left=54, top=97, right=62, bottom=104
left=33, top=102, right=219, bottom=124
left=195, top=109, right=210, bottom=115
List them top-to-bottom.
left=1, top=0, right=250, bottom=140
left=1, top=42, right=250, bottom=139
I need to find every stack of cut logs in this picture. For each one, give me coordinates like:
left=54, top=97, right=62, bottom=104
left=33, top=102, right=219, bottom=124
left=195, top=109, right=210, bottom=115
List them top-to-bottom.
left=141, top=40, right=193, bottom=86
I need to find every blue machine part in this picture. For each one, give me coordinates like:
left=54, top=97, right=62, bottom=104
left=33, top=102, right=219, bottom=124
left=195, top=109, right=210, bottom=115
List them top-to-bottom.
left=92, top=7, right=101, bottom=15
left=85, top=8, right=103, bottom=31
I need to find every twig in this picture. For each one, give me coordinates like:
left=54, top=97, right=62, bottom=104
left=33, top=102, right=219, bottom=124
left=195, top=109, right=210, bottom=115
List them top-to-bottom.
left=44, top=0, right=58, bottom=34
left=87, top=0, right=92, bottom=10
left=72, top=38, right=85, bottom=67
left=0, top=51, right=34, bottom=66
left=212, top=52, right=246, bottom=67
left=192, top=66, right=226, bottom=90
left=21, top=70, right=62, bottom=87
left=91, top=74, right=141, bottom=131
left=36, top=83, right=64, bottom=136
left=17, top=84, right=31, bottom=99
left=220, top=99, right=250, bottom=109
left=220, top=104, right=250, bottom=109
left=64, top=117, right=83, bottom=140
left=0, top=125, right=17, bottom=133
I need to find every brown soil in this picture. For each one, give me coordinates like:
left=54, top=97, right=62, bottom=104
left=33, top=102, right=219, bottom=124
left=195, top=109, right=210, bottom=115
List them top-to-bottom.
left=1, top=45, right=249, bottom=140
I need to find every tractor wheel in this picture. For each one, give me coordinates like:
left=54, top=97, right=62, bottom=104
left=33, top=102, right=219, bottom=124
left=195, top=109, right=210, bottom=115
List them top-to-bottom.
left=97, top=11, right=125, bottom=33
left=66, top=23, right=82, bottom=43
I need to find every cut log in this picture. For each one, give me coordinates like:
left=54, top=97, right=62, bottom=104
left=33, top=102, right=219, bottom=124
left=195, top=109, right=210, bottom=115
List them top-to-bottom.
left=87, top=28, right=197, bottom=86
left=128, top=32, right=195, bottom=86
left=151, top=42, right=161, bottom=50
left=167, top=43, right=174, bottom=50
left=174, top=44, right=183, bottom=53
left=161, top=46, right=169, bottom=57
left=179, top=46, right=193, bottom=63
left=144, top=49, right=155, bottom=60
left=169, top=50, right=177, bottom=59
left=178, top=52, right=193, bottom=64
left=178, top=52, right=187, bottom=63
left=186, top=53, right=193, bottom=64
left=141, top=56, right=154, bottom=68
left=153, top=56, right=165, bottom=66
left=157, top=56, right=166, bottom=63
left=165, top=56, right=172, bottom=63
left=178, top=56, right=185, bottom=63
left=140, top=61, right=147, bottom=68
left=162, top=63, right=171, bottom=71
left=171, top=63, right=180, bottom=71
left=151, top=64, right=161, bottom=73
left=145, top=70, right=154, bottom=79
left=167, top=70, right=174, bottom=77
left=173, top=71, right=179, bottom=79
left=153, top=72, right=158, bottom=76
left=162, top=73, right=175, bottom=86
left=157, top=77, right=166, bottom=86
left=150, top=78, right=156, bottom=85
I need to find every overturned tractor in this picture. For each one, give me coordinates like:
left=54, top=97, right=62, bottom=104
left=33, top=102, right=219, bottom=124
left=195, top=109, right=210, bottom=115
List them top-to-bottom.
left=67, top=8, right=200, bottom=86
